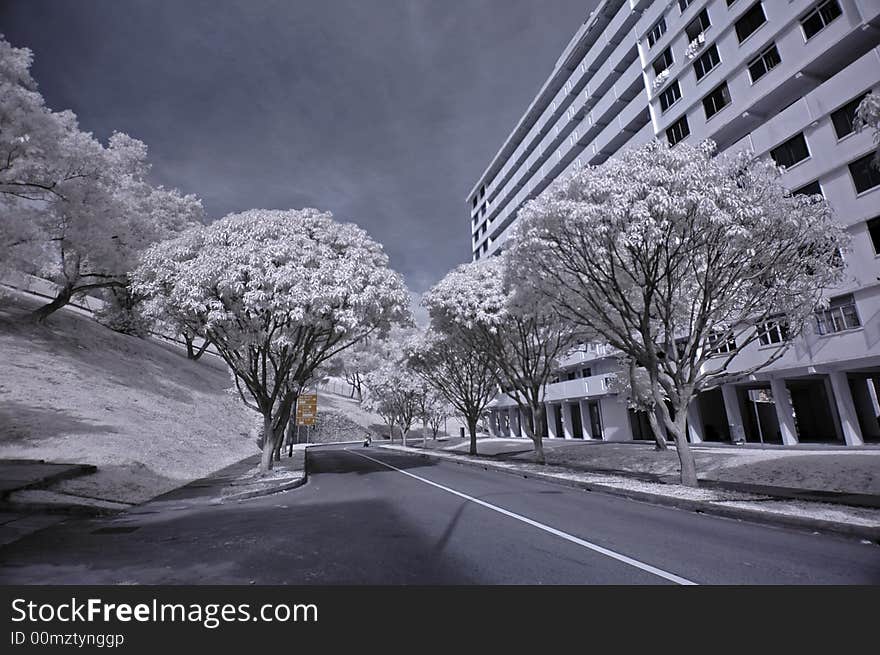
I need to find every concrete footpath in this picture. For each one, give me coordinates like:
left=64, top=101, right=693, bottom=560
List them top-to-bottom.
left=378, top=443, right=880, bottom=541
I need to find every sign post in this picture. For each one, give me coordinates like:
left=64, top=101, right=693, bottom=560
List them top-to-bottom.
left=295, top=394, right=318, bottom=445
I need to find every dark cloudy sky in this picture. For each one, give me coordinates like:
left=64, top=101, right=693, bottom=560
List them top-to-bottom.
left=1, top=0, right=596, bottom=295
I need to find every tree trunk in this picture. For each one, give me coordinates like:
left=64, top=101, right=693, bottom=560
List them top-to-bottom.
left=31, top=284, right=74, bottom=323
left=524, top=404, right=546, bottom=464
left=670, top=409, right=697, bottom=487
left=647, top=410, right=669, bottom=451
left=260, top=414, right=275, bottom=473
left=467, top=417, right=478, bottom=456
left=423, top=419, right=428, bottom=448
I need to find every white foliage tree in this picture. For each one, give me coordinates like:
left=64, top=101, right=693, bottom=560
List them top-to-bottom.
left=0, top=37, right=203, bottom=321
left=855, top=91, right=880, bottom=166
left=510, top=140, right=848, bottom=486
left=133, top=208, right=411, bottom=472
left=423, top=255, right=579, bottom=463
left=405, top=329, right=497, bottom=455
left=362, top=363, right=425, bottom=446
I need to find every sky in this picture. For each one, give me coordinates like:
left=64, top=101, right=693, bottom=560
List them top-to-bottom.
left=1, top=0, right=597, bottom=301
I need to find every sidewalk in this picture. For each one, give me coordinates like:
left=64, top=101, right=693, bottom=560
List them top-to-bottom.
left=379, top=442, right=880, bottom=541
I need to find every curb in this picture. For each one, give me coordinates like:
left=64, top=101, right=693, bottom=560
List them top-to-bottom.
left=379, top=446, right=880, bottom=542
left=221, top=448, right=310, bottom=502
left=222, top=474, right=307, bottom=502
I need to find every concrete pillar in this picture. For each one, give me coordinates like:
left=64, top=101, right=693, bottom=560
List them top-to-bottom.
left=828, top=371, right=865, bottom=446
left=770, top=378, right=799, bottom=446
left=721, top=384, right=745, bottom=443
left=579, top=399, right=594, bottom=439
left=686, top=399, right=704, bottom=444
left=561, top=402, right=574, bottom=439
left=546, top=403, right=559, bottom=439
left=508, top=408, right=520, bottom=438
left=519, top=409, right=531, bottom=437
left=487, top=411, right=498, bottom=437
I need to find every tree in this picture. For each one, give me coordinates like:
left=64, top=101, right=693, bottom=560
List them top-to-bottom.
left=0, top=36, right=103, bottom=207
left=0, top=38, right=202, bottom=322
left=855, top=91, right=880, bottom=167
left=27, top=133, right=204, bottom=322
left=511, top=140, right=848, bottom=486
left=133, top=208, right=410, bottom=473
left=423, top=255, right=579, bottom=463
left=405, top=329, right=497, bottom=456
left=334, top=331, right=403, bottom=400
left=609, top=355, right=668, bottom=451
left=362, top=364, right=424, bottom=446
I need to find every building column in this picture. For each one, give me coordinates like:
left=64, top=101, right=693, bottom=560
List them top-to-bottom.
left=828, top=371, right=865, bottom=446
left=770, top=378, right=799, bottom=446
left=721, top=384, right=745, bottom=443
left=579, top=399, right=594, bottom=439
left=686, top=399, right=704, bottom=444
left=561, top=402, right=574, bottom=439
left=546, top=403, right=558, bottom=439
left=508, top=408, right=520, bottom=438
left=521, top=408, right=532, bottom=438
left=487, top=411, right=498, bottom=437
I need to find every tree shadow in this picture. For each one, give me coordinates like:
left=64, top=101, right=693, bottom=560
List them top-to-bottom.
left=0, top=400, right=117, bottom=445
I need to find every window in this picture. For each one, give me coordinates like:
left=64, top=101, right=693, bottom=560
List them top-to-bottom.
left=679, top=0, right=695, bottom=12
left=726, top=0, right=739, bottom=6
left=801, top=0, right=842, bottom=40
left=735, top=3, right=767, bottom=43
left=686, top=9, right=711, bottom=42
left=647, top=17, right=667, bottom=48
left=694, top=44, right=721, bottom=81
left=747, top=44, right=781, bottom=83
left=652, top=47, right=674, bottom=76
left=659, top=81, right=681, bottom=112
left=702, top=82, right=731, bottom=119
left=831, top=94, right=869, bottom=139
left=666, top=115, right=691, bottom=146
left=770, top=133, right=810, bottom=168
left=849, top=153, right=880, bottom=193
left=793, top=180, right=823, bottom=197
left=472, top=197, right=478, bottom=208
left=867, top=217, right=880, bottom=255
left=815, top=295, right=861, bottom=335
left=758, top=318, right=789, bottom=346
left=707, top=331, right=736, bottom=355
left=581, top=367, right=592, bottom=378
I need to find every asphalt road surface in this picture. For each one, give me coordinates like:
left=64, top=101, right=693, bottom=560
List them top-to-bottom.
left=1, top=445, right=878, bottom=584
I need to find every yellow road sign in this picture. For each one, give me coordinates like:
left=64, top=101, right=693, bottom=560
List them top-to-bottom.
left=295, top=394, right=318, bottom=426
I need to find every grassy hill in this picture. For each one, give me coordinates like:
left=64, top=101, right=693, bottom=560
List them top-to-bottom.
left=0, top=290, right=256, bottom=503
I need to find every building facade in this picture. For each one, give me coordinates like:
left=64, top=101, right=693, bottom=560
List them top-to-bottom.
left=473, top=0, right=880, bottom=446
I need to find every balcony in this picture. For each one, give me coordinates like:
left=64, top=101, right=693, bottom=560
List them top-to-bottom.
left=545, top=374, right=616, bottom=402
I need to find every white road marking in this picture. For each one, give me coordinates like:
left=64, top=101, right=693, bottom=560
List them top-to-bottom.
left=348, top=448, right=697, bottom=586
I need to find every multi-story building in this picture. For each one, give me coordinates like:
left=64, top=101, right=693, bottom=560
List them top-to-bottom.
left=474, top=0, right=880, bottom=446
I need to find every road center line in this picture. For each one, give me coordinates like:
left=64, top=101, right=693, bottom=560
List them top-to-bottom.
left=347, top=448, right=697, bottom=586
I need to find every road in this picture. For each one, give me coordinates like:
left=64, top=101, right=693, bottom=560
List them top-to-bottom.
left=0, top=445, right=878, bottom=584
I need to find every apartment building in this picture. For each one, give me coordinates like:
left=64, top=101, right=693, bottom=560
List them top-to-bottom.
left=475, top=0, right=880, bottom=446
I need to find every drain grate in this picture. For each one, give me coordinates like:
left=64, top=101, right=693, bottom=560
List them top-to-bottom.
left=91, top=525, right=140, bottom=535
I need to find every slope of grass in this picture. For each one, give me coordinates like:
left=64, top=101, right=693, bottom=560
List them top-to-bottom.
left=0, top=290, right=255, bottom=503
